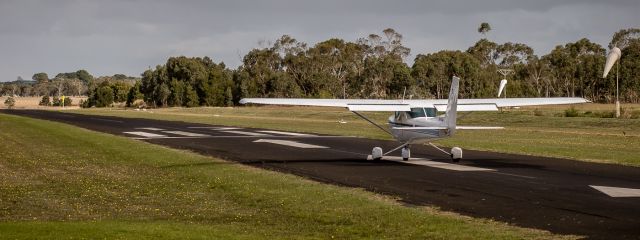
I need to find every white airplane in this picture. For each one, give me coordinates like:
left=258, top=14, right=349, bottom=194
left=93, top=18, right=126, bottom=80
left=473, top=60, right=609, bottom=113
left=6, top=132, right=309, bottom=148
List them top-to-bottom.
left=240, top=76, right=588, bottom=162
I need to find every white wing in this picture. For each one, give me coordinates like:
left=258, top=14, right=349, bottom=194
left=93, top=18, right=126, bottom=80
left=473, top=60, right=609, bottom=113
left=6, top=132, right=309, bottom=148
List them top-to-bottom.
left=239, top=97, right=588, bottom=112
left=392, top=126, right=504, bottom=130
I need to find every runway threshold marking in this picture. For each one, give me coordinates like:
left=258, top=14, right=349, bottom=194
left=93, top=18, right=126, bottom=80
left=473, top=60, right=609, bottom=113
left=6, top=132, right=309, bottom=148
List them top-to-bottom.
left=137, top=127, right=165, bottom=131
left=221, top=130, right=269, bottom=136
left=257, top=130, right=313, bottom=136
left=124, top=131, right=167, bottom=138
left=162, top=131, right=210, bottom=137
left=253, top=139, right=329, bottom=149
left=368, top=155, right=495, bottom=172
left=590, top=185, right=640, bottom=197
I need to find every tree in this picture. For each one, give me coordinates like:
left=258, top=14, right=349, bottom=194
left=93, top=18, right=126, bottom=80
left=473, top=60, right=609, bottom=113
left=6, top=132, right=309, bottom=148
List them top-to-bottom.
left=478, top=22, right=491, bottom=37
left=609, top=28, right=640, bottom=50
left=467, top=39, right=499, bottom=67
left=619, top=40, right=640, bottom=102
left=496, top=42, right=534, bottom=67
left=412, top=51, right=483, bottom=98
left=525, top=56, right=547, bottom=97
left=75, top=70, right=94, bottom=84
left=32, top=72, right=49, bottom=83
left=50, top=78, right=65, bottom=97
left=169, top=79, right=185, bottom=106
left=110, top=81, right=131, bottom=103
left=126, top=82, right=144, bottom=107
left=157, top=83, right=170, bottom=107
left=4, top=84, right=18, bottom=96
left=184, top=85, right=199, bottom=107
left=95, top=86, right=114, bottom=107
left=224, top=87, right=233, bottom=106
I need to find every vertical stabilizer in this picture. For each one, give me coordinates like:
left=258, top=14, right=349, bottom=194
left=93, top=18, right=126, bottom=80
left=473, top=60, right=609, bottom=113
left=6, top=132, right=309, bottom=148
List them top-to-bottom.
left=445, top=76, right=460, bottom=136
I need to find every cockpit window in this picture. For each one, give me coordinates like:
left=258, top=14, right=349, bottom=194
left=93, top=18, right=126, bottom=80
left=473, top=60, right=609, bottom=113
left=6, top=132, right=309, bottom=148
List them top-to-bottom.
left=406, top=108, right=437, bottom=118
left=408, top=108, right=426, bottom=118
left=425, top=108, right=437, bottom=117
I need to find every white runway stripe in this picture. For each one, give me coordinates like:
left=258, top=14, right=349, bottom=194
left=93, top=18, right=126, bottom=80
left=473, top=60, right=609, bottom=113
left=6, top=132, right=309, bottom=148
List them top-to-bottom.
left=188, top=126, right=241, bottom=130
left=137, top=127, right=165, bottom=131
left=221, top=130, right=269, bottom=136
left=257, top=130, right=313, bottom=136
left=124, top=131, right=167, bottom=138
left=162, top=131, right=210, bottom=137
left=253, top=139, right=328, bottom=148
left=369, top=155, right=495, bottom=172
left=590, top=185, right=640, bottom=197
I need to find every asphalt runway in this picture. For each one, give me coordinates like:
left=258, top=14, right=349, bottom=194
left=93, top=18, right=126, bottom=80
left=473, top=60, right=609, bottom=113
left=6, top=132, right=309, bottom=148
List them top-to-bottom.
left=3, top=109, right=640, bottom=239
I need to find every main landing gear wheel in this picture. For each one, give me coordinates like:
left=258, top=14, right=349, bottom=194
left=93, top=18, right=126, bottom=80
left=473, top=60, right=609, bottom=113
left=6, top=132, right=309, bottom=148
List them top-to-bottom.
left=428, top=143, right=463, bottom=163
left=371, top=147, right=383, bottom=161
left=451, top=147, right=463, bottom=162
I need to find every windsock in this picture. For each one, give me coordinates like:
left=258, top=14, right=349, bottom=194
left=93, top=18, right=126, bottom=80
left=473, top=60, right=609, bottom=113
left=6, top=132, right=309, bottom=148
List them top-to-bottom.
left=603, top=47, right=621, bottom=78
left=498, top=79, right=507, bottom=97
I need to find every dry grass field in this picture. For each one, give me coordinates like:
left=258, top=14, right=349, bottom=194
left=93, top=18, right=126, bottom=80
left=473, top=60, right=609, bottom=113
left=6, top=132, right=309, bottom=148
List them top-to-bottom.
left=0, top=96, right=87, bottom=109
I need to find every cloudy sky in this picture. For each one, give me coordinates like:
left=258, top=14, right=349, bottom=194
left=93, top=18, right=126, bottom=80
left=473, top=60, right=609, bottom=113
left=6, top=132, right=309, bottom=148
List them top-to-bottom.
left=0, top=0, right=638, bottom=82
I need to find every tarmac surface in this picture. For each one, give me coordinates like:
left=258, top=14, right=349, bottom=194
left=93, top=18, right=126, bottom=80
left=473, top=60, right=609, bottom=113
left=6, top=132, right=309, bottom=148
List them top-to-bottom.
left=3, top=109, right=640, bottom=239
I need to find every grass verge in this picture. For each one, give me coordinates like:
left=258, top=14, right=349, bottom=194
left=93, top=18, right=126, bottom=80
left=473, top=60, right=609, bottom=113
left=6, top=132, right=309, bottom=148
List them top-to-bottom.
left=0, top=113, right=573, bottom=239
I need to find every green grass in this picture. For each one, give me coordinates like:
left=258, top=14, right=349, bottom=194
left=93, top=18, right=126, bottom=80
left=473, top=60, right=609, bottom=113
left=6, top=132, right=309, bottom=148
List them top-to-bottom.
left=64, top=104, right=640, bottom=166
left=0, top=113, right=573, bottom=239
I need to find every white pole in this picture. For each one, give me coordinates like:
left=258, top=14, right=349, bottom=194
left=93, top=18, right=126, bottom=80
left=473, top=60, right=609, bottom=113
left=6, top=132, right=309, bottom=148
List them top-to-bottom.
left=616, top=61, right=620, bottom=118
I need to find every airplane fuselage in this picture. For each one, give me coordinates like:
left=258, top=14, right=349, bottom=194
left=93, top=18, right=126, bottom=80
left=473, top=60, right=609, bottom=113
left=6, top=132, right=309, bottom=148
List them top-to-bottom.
left=388, top=107, right=449, bottom=143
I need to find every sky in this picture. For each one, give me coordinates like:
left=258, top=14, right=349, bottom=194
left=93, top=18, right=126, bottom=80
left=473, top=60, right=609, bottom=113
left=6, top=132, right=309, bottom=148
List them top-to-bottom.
left=0, top=0, right=638, bottom=82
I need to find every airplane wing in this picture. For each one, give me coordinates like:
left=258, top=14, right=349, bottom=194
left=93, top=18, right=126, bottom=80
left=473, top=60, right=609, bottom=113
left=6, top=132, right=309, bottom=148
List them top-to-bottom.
left=239, top=97, right=589, bottom=112
left=392, top=126, right=504, bottom=130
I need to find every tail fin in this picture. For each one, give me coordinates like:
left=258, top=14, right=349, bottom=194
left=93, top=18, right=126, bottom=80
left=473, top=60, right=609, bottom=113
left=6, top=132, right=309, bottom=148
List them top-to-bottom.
left=445, top=76, right=460, bottom=136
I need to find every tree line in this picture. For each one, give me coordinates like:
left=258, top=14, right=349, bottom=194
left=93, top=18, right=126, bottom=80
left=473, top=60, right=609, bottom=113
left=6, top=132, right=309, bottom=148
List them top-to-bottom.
left=2, top=25, right=638, bottom=107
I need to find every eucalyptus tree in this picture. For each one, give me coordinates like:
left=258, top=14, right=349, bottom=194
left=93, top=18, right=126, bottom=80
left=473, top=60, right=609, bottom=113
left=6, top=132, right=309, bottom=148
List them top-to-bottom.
left=478, top=22, right=491, bottom=37
left=356, top=28, right=412, bottom=98
left=608, top=28, right=640, bottom=102
left=609, top=28, right=640, bottom=50
left=412, top=51, right=482, bottom=98
left=32, top=72, right=49, bottom=83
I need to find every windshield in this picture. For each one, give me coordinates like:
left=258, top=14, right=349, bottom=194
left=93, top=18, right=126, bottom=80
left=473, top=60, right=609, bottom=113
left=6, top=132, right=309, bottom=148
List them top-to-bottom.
left=407, top=108, right=437, bottom=118
left=408, top=108, right=426, bottom=118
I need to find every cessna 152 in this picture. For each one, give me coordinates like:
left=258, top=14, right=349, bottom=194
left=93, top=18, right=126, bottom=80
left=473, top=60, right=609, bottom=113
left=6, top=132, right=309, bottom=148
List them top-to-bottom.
left=240, top=76, right=588, bottom=162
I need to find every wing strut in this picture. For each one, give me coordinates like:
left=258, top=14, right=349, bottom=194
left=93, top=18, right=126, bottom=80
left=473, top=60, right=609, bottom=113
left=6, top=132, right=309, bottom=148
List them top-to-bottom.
left=351, top=111, right=393, bottom=136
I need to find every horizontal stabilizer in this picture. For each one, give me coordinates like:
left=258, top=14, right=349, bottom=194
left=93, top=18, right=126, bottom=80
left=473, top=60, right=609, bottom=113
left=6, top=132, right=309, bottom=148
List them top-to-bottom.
left=456, top=126, right=504, bottom=130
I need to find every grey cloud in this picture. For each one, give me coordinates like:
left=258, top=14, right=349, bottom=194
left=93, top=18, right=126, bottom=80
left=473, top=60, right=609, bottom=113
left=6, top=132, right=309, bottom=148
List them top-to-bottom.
left=0, top=0, right=638, bottom=81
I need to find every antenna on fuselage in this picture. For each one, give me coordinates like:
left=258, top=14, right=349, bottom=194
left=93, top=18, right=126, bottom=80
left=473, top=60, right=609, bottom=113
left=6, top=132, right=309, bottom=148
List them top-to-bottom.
left=401, top=87, right=407, bottom=103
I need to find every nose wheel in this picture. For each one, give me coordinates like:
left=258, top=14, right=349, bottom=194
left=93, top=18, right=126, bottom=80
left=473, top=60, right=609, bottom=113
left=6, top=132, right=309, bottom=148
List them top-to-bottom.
left=370, top=142, right=412, bottom=161
left=401, top=146, right=410, bottom=161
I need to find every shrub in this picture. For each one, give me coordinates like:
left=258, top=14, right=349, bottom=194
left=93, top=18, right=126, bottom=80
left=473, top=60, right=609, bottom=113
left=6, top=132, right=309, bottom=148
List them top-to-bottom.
left=4, top=96, right=15, bottom=109
left=39, top=96, right=51, bottom=106
left=52, top=97, right=73, bottom=107
left=564, top=107, right=581, bottom=117
left=533, top=108, right=544, bottom=116
left=595, top=111, right=615, bottom=118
